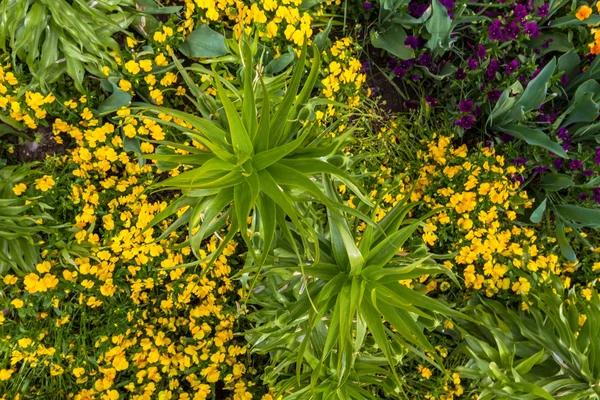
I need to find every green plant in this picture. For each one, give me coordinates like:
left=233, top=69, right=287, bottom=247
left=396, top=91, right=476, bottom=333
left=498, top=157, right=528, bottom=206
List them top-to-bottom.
left=0, top=0, right=178, bottom=91
left=136, top=40, right=371, bottom=268
left=0, top=163, right=55, bottom=275
left=245, top=183, right=467, bottom=399
left=458, top=284, right=600, bottom=399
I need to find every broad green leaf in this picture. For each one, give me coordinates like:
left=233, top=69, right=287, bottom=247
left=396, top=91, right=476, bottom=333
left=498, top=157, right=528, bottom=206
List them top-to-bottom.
left=425, top=0, right=452, bottom=54
left=179, top=24, right=228, bottom=59
left=370, top=25, right=414, bottom=60
left=516, top=58, right=555, bottom=112
left=500, top=124, right=567, bottom=158
left=537, top=174, right=574, bottom=192
left=530, top=198, right=547, bottom=224
left=556, top=205, right=600, bottom=226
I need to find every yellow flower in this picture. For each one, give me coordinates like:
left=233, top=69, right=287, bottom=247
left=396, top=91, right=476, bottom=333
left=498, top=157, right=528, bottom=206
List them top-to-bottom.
left=576, top=5, right=593, bottom=21
left=126, top=37, right=137, bottom=48
left=155, top=53, right=169, bottom=67
left=139, top=59, right=153, bottom=72
left=125, top=60, right=141, bottom=74
left=119, top=79, right=132, bottom=92
left=81, top=107, right=93, bottom=120
left=34, top=175, right=55, bottom=192
left=12, top=183, right=26, bottom=195
left=3, top=275, right=18, bottom=285
left=10, top=299, right=24, bottom=308
left=72, top=367, right=85, bottom=378
left=0, top=369, right=13, bottom=381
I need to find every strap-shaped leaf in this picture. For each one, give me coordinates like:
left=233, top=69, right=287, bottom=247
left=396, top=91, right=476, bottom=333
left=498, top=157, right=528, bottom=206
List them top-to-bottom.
left=269, top=40, right=307, bottom=148
left=241, top=41, right=258, bottom=137
left=213, top=64, right=254, bottom=158
left=253, top=77, right=271, bottom=153
left=253, top=125, right=313, bottom=170
left=279, top=158, right=372, bottom=206
left=365, top=221, right=420, bottom=269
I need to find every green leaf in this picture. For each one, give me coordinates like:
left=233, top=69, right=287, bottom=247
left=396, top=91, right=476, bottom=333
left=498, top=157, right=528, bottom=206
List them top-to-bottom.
left=425, top=0, right=452, bottom=54
left=179, top=24, right=228, bottom=59
left=370, top=25, right=414, bottom=60
left=266, top=53, right=294, bottom=75
left=516, top=58, right=555, bottom=112
left=98, top=81, right=132, bottom=113
left=500, top=124, right=567, bottom=158
left=537, top=174, right=574, bottom=192
left=530, top=198, right=547, bottom=224
left=556, top=205, right=600, bottom=226
left=556, top=220, right=576, bottom=262
left=365, top=222, right=420, bottom=269
left=514, top=349, right=546, bottom=375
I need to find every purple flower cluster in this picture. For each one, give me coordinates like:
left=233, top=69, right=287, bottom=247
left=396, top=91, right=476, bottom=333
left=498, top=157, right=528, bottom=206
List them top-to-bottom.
left=488, top=3, right=543, bottom=42
left=455, top=100, right=478, bottom=129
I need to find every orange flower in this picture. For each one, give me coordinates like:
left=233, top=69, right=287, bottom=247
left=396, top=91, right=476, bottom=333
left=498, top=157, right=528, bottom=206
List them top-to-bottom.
left=576, top=5, right=593, bottom=21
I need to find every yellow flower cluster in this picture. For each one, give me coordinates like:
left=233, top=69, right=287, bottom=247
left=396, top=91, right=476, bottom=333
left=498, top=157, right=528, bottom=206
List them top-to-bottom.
left=181, top=0, right=314, bottom=47
left=0, top=61, right=56, bottom=129
left=0, top=106, right=260, bottom=398
left=365, top=134, right=575, bottom=299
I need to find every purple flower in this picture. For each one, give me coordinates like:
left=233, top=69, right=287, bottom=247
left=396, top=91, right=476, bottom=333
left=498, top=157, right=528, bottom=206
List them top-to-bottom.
left=439, top=0, right=457, bottom=12
left=363, top=1, right=373, bottom=9
left=538, top=3, right=549, bottom=18
left=514, top=4, right=528, bottom=21
left=488, top=20, right=505, bottom=41
left=504, top=22, right=521, bottom=40
left=524, top=22, right=540, bottom=39
left=404, top=35, right=419, bottom=49
left=542, top=38, right=553, bottom=49
left=477, top=45, right=487, bottom=59
left=418, top=53, right=431, bottom=66
left=467, top=57, right=480, bottom=70
left=388, top=58, right=398, bottom=68
left=399, top=59, right=414, bottom=69
left=485, top=59, right=500, bottom=80
left=505, top=59, right=519, bottom=74
left=360, top=61, right=372, bottom=73
left=393, top=66, right=406, bottom=78
left=531, top=67, right=542, bottom=80
left=454, top=68, right=467, bottom=80
left=411, top=74, right=420, bottom=81
left=561, top=75, right=569, bottom=85
left=487, top=89, right=502, bottom=102
left=425, top=95, right=438, bottom=106
left=459, top=100, right=474, bottom=113
left=455, top=115, right=475, bottom=129
left=557, top=127, right=569, bottom=140
left=500, top=133, right=515, bottom=142
left=595, top=148, right=600, bottom=165
left=512, top=157, right=528, bottom=166
left=553, top=158, right=564, bottom=170
left=570, top=160, right=583, bottom=170
left=534, top=166, right=550, bottom=173
left=583, top=169, right=594, bottom=177
left=593, top=188, right=600, bottom=204
left=579, top=193, right=590, bottom=200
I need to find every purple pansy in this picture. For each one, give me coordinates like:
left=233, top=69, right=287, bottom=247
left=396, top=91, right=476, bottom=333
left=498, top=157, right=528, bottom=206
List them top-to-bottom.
left=505, top=59, right=519, bottom=74
left=459, top=100, right=474, bottom=113
left=456, top=115, right=475, bottom=129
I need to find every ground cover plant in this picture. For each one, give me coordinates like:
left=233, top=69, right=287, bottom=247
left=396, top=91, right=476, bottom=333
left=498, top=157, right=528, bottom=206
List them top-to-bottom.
left=1, top=0, right=600, bottom=399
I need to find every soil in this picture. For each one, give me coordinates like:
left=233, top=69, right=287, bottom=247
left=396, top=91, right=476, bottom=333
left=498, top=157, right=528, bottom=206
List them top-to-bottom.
left=362, top=46, right=405, bottom=114
left=8, top=124, right=69, bottom=164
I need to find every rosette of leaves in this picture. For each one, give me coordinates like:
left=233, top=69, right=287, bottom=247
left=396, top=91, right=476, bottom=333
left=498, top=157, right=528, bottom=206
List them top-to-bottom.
left=0, top=0, right=179, bottom=92
left=136, top=41, right=371, bottom=268
left=0, top=163, right=55, bottom=275
left=245, top=183, right=467, bottom=399
left=458, top=285, right=600, bottom=399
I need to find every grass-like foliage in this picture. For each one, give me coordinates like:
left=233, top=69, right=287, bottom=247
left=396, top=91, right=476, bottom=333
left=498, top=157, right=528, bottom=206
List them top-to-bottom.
left=137, top=41, right=371, bottom=268
left=246, top=183, right=468, bottom=399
